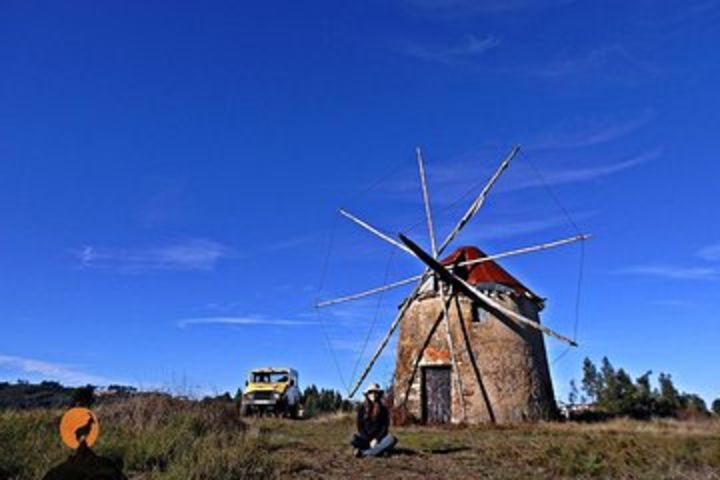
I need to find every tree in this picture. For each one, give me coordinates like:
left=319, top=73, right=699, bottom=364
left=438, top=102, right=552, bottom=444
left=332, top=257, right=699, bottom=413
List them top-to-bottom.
left=581, top=357, right=602, bottom=401
left=593, top=357, right=627, bottom=415
left=597, top=357, right=617, bottom=407
left=571, top=358, right=708, bottom=420
left=612, top=368, right=637, bottom=415
left=630, top=371, right=654, bottom=419
left=656, top=373, right=681, bottom=417
left=568, top=379, right=579, bottom=404
left=41, top=381, right=62, bottom=389
left=301, top=384, right=354, bottom=417
left=71, top=385, right=95, bottom=407
left=679, top=393, right=709, bottom=417
left=712, top=398, right=720, bottom=416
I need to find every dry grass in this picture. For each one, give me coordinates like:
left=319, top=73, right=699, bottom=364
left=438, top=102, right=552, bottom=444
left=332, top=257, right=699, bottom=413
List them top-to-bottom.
left=1, top=398, right=719, bottom=479
left=553, top=417, right=720, bottom=436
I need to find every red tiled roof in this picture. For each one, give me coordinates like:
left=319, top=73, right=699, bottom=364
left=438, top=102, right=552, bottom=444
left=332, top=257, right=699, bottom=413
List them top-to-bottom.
left=440, top=246, right=539, bottom=300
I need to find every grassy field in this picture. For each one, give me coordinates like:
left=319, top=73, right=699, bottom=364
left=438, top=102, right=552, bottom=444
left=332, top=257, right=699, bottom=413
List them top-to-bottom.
left=1, top=395, right=720, bottom=479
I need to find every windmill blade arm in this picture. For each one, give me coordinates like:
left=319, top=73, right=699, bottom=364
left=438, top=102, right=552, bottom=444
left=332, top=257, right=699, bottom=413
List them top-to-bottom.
left=437, top=145, right=520, bottom=255
left=416, top=147, right=438, bottom=257
left=339, top=209, right=415, bottom=256
left=315, top=233, right=590, bottom=309
left=399, top=233, right=577, bottom=347
left=459, top=234, right=591, bottom=270
left=315, top=274, right=422, bottom=308
left=347, top=282, right=421, bottom=398
left=437, top=282, right=468, bottom=419
left=469, top=283, right=577, bottom=346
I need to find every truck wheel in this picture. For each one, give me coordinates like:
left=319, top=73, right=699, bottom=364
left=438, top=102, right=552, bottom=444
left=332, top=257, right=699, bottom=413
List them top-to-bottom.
left=240, top=404, right=250, bottom=417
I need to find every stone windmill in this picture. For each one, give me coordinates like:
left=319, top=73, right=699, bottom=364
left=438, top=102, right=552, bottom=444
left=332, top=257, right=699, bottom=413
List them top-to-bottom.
left=316, top=146, right=589, bottom=424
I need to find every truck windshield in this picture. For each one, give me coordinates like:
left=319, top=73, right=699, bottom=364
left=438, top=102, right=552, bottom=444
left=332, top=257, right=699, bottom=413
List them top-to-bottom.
left=252, top=372, right=289, bottom=383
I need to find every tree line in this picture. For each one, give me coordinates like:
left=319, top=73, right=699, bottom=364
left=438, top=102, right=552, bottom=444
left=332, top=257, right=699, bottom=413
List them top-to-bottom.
left=569, top=357, right=719, bottom=419
left=230, top=383, right=355, bottom=417
left=300, top=384, right=354, bottom=417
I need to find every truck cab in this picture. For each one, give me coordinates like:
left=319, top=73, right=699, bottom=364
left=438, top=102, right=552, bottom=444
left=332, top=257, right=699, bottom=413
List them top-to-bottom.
left=241, top=367, right=300, bottom=417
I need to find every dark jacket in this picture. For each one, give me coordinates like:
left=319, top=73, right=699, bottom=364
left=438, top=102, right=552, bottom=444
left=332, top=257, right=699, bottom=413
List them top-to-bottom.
left=356, top=401, right=389, bottom=441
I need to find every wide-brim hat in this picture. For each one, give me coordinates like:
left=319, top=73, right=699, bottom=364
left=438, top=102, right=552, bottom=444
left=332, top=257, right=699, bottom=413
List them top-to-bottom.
left=364, top=383, right=383, bottom=395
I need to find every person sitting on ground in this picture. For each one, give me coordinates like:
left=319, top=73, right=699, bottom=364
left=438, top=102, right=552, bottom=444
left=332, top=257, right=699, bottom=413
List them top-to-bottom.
left=351, top=383, right=397, bottom=457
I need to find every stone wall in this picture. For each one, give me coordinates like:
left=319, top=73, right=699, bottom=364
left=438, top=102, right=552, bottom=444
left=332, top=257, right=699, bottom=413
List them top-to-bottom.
left=393, top=289, right=556, bottom=424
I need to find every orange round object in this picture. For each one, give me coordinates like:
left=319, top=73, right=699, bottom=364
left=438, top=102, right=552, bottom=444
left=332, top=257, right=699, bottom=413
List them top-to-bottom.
left=59, top=407, right=100, bottom=449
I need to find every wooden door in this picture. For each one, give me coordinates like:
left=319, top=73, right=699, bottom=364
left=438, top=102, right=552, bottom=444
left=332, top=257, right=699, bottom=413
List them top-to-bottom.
left=422, top=366, right=452, bottom=424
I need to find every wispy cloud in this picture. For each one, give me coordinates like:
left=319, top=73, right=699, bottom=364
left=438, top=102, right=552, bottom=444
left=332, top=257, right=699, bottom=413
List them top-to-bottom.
left=405, top=0, right=576, bottom=15
left=687, top=0, right=720, bottom=15
left=645, top=1, right=720, bottom=29
left=403, top=35, right=501, bottom=64
left=530, top=44, right=648, bottom=79
left=529, top=110, right=656, bottom=150
left=382, top=148, right=658, bottom=206
left=499, top=148, right=661, bottom=192
left=460, top=211, right=595, bottom=241
left=265, top=234, right=318, bottom=252
left=73, top=239, right=234, bottom=272
left=618, top=241, right=720, bottom=282
left=697, top=243, right=720, bottom=262
left=617, top=265, right=718, bottom=280
left=649, top=299, right=694, bottom=308
left=315, top=300, right=398, bottom=326
left=177, top=316, right=318, bottom=329
left=326, top=333, right=394, bottom=354
left=0, top=354, right=116, bottom=386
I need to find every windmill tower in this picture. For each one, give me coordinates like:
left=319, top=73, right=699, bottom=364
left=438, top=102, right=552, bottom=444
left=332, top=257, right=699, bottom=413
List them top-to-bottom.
left=316, top=146, right=589, bottom=425
left=395, top=246, right=555, bottom=424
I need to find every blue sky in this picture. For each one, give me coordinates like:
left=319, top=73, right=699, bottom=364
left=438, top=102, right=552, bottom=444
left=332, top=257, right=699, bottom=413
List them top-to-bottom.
left=1, top=1, right=719, bottom=403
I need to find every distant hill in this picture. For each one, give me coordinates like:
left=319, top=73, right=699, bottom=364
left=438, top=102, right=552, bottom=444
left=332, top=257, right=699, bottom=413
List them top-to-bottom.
left=0, top=381, right=140, bottom=410
left=0, top=381, right=74, bottom=409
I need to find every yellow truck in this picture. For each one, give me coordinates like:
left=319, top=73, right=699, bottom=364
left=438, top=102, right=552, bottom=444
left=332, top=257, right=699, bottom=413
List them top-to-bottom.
left=240, top=367, right=300, bottom=418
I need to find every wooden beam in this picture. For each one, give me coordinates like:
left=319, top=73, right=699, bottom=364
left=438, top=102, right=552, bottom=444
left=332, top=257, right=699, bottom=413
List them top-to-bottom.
left=437, top=145, right=520, bottom=255
left=330, top=147, right=520, bottom=311
left=343, top=147, right=579, bottom=397
left=416, top=147, right=438, bottom=258
left=417, top=147, right=466, bottom=421
left=338, top=209, right=415, bottom=256
left=399, top=233, right=578, bottom=347
left=315, top=234, right=590, bottom=308
left=460, top=234, right=591, bottom=269
left=316, top=276, right=419, bottom=309
left=466, top=276, right=577, bottom=345
left=347, top=283, right=422, bottom=398
left=438, top=287, right=467, bottom=421
left=400, top=294, right=453, bottom=405
left=453, top=294, right=496, bottom=423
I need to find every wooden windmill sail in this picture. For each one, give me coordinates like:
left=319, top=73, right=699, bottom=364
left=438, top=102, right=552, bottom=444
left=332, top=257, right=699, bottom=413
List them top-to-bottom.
left=316, top=146, right=589, bottom=424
